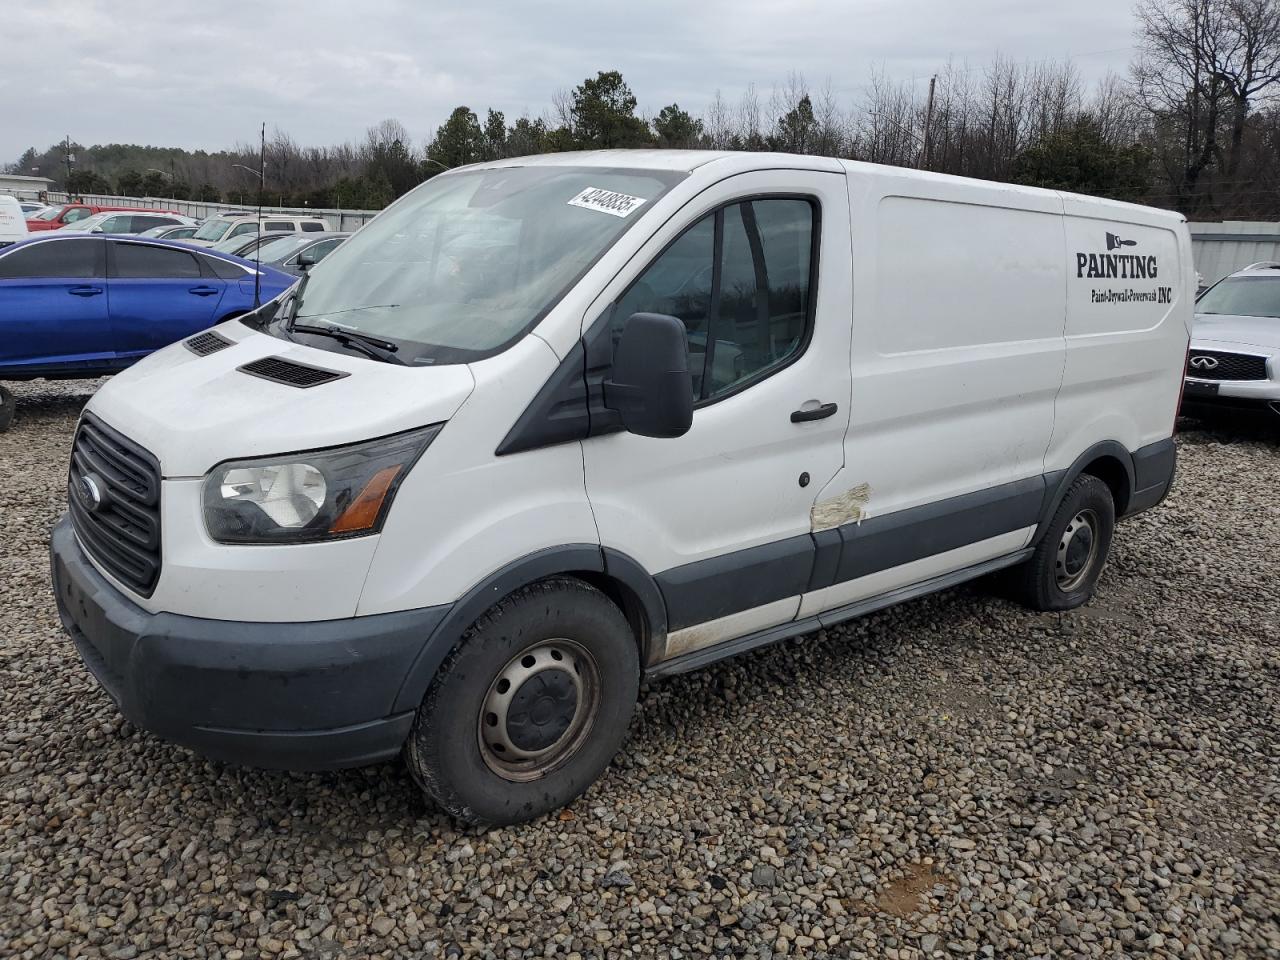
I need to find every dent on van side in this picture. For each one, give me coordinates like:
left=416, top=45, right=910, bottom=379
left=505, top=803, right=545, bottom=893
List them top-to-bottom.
left=49, top=150, right=1190, bottom=825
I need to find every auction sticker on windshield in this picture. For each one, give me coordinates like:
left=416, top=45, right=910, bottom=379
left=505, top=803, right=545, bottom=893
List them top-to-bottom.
left=567, top=187, right=646, bottom=218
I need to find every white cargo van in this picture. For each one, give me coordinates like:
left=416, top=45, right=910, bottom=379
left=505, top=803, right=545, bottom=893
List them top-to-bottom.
left=51, top=151, right=1191, bottom=824
left=0, top=195, right=29, bottom=247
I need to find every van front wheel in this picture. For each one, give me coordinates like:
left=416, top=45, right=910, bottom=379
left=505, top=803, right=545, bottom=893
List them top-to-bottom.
left=1007, top=474, right=1115, bottom=611
left=405, top=577, right=639, bottom=825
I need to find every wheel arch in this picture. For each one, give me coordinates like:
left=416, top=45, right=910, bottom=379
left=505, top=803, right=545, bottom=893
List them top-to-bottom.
left=1034, top=441, right=1134, bottom=545
left=391, top=545, right=666, bottom=714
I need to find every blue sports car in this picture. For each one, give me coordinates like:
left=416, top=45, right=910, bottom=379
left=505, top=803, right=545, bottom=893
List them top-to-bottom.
left=0, top=234, right=294, bottom=429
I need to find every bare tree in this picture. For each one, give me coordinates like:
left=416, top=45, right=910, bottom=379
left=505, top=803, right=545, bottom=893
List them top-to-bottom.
left=1135, top=0, right=1280, bottom=209
left=858, top=67, right=920, bottom=166
left=811, top=79, right=850, bottom=157
left=705, top=90, right=735, bottom=149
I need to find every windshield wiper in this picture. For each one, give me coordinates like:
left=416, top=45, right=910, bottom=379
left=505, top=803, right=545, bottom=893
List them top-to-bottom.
left=294, top=303, right=400, bottom=322
left=289, top=322, right=407, bottom=365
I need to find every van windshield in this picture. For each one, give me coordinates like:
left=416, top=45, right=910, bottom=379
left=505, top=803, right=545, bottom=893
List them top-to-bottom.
left=287, top=165, right=683, bottom=364
left=193, top=219, right=233, bottom=242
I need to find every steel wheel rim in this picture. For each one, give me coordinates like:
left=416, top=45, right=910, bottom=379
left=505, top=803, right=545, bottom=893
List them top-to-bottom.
left=1056, top=508, right=1099, bottom=592
left=477, top=638, right=601, bottom=782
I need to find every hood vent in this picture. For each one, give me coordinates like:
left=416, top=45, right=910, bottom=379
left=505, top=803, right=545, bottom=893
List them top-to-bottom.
left=184, top=330, right=234, bottom=357
left=238, top=356, right=349, bottom=388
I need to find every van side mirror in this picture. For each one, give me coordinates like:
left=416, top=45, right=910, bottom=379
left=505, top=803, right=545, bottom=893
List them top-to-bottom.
left=604, top=312, right=694, bottom=438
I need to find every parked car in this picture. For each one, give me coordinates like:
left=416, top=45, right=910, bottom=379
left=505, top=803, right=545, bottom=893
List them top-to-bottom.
left=48, top=151, right=1190, bottom=825
left=0, top=196, right=30, bottom=248
left=19, top=201, right=49, bottom=218
left=27, top=203, right=185, bottom=232
left=58, top=211, right=197, bottom=235
left=186, top=214, right=331, bottom=247
left=137, top=224, right=200, bottom=241
left=208, top=231, right=348, bottom=271
left=207, top=232, right=276, bottom=257
left=251, top=232, right=349, bottom=275
left=0, top=234, right=293, bottom=430
left=1181, top=261, right=1280, bottom=421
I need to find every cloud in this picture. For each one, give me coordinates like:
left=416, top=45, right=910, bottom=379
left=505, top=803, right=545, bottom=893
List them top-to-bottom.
left=1, top=0, right=1136, bottom=161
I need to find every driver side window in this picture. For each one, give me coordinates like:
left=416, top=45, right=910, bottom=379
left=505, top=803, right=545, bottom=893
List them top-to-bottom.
left=613, top=197, right=816, bottom=402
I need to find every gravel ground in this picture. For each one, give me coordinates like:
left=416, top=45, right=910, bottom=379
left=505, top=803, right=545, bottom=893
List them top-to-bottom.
left=1, top=379, right=1278, bottom=960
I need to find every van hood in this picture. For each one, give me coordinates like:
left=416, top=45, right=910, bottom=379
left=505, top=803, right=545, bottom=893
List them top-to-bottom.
left=1192, top=312, right=1280, bottom=350
left=85, top=325, right=476, bottom=477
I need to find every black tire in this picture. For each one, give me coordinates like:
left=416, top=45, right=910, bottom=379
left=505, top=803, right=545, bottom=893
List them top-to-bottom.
left=0, top=385, right=14, bottom=433
left=1006, top=474, right=1115, bottom=611
left=405, top=576, right=639, bottom=826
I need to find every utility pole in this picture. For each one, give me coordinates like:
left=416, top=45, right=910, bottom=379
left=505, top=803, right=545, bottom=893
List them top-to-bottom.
left=920, top=76, right=937, bottom=170
left=63, top=135, right=75, bottom=193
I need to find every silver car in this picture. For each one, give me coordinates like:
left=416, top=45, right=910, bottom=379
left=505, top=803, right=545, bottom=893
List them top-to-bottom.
left=1183, top=262, right=1280, bottom=420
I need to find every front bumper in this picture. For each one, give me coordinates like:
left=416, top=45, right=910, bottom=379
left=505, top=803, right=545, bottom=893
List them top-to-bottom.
left=1181, top=380, right=1280, bottom=419
left=50, top=516, right=448, bottom=770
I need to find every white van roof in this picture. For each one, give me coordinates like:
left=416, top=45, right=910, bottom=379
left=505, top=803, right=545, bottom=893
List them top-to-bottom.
left=460, top=150, right=1186, bottom=227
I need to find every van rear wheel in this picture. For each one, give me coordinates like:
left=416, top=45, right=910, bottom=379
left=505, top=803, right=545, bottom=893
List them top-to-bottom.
left=0, top=386, right=14, bottom=433
left=1007, top=474, right=1115, bottom=611
left=405, top=577, right=639, bottom=825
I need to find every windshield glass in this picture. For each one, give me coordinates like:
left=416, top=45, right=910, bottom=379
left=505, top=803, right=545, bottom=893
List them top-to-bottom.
left=291, top=165, right=683, bottom=364
left=33, top=206, right=64, bottom=221
left=59, top=214, right=107, bottom=232
left=193, top=219, right=233, bottom=241
left=211, top=232, right=258, bottom=253
left=256, top=234, right=313, bottom=261
left=1197, top=277, right=1280, bottom=319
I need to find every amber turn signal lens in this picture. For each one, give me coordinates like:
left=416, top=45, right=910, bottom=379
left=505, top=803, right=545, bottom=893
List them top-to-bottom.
left=329, top=465, right=403, bottom=534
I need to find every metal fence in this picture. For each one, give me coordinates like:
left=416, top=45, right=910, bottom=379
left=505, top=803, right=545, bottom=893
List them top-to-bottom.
left=42, top=192, right=381, bottom=232
left=1189, top=221, right=1280, bottom=285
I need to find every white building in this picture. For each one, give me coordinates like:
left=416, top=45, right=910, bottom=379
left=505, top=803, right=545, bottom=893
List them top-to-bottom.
left=0, top=173, right=55, bottom=199
left=1190, top=220, right=1280, bottom=285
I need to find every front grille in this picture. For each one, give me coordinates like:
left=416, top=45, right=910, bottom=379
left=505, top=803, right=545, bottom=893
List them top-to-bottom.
left=184, top=330, right=233, bottom=356
left=1186, top=350, right=1268, bottom=381
left=238, top=356, right=348, bottom=388
left=68, top=415, right=162, bottom=596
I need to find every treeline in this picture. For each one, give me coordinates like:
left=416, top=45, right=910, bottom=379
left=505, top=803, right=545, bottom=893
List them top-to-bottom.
left=9, top=0, right=1280, bottom=219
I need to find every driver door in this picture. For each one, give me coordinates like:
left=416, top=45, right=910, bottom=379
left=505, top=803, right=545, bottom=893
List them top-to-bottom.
left=580, top=169, right=855, bottom=659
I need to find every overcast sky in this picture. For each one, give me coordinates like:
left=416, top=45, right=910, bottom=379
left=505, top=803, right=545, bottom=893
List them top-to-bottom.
left=3, top=0, right=1139, bottom=163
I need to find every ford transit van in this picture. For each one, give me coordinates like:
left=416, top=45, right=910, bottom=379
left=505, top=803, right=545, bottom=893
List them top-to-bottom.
left=50, top=151, right=1191, bottom=824
left=0, top=195, right=29, bottom=248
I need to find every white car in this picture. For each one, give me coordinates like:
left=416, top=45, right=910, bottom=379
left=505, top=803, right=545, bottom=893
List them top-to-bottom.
left=50, top=150, right=1192, bottom=825
left=57, top=211, right=197, bottom=235
left=185, top=214, right=331, bottom=247
left=1183, top=262, right=1280, bottom=419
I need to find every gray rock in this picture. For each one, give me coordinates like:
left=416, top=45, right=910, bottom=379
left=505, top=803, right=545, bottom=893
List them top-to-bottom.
left=752, top=864, right=778, bottom=888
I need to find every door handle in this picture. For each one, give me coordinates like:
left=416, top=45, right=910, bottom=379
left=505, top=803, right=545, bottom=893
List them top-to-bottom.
left=68, top=285, right=103, bottom=297
left=188, top=286, right=219, bottom=296
left=791, top=402, right=838, bottom=423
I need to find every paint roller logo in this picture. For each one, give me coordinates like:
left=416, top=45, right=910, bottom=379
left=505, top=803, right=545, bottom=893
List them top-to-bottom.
left=1106, top=232, right=1137, bottom=251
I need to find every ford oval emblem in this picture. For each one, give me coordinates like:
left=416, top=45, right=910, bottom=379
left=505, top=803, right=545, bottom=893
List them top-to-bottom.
left=78, top=474, right=105, bottom=513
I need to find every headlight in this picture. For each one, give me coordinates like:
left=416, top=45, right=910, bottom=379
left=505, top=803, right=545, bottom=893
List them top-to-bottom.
left=203, top=424, right=441, bottom=544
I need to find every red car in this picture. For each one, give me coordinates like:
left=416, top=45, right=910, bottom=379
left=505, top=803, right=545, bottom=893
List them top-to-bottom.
left=27, top=203, right=184, bottom=232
